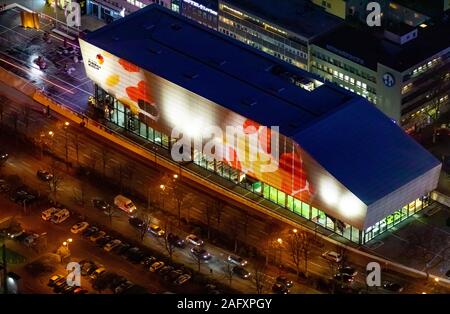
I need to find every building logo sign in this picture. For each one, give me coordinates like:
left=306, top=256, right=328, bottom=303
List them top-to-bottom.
left=87, top=53, right=103, bottom=70
left=382, top=72, right=395, bottom=87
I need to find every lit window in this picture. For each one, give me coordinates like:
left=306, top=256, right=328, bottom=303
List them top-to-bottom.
left=344, top=75, right=349, bottom=81
left=350, top=78, right=355, bottom=84
left=357, top=81, right=361, bottom=87
left=362, top=83, right=367, bottom=89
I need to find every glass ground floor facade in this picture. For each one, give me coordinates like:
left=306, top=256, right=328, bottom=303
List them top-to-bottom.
left=94, top=85, right=432, bottom=245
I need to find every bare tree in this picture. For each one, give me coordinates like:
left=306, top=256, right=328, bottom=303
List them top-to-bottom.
left=0, top=96, right=5, bottom=126
left=21, top=105, right=31, bottom=134
left=10, top=111, right=19, bottom=134
left=71, top=133, right=82, bottom=166
left=100, top=145, right=111, bottom=178
left=48, top=160, right=64, bottom=203
left=123, top=161, right=136, bottom=193
left=213, top=198, right=225, bottom=227
left=204, top=202, right=214, bottom=241
left=139, top=213, right=152, bottom=242
left=163, top=218, right=176, bottom=262
left=287, top=230, right=302, bottom=276
left=252, top=260, right=268, bottom=294
left=222, top=262, right=234, bottom=286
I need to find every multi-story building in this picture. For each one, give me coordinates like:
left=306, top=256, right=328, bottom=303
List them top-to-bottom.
left=180, top=0, right=218, bottom=29
left=217, top=0, right=342, bottom=70
left=311, top=0, right=389, bottom=21
left=79, top=5, right=440, bottom=244
left=310, top=20, right=450, bottom=130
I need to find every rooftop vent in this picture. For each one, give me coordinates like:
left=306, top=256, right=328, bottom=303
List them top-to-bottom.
left=171, top=23, right=182, bottom=31
left=148, top=47, right=162, bottom=55
left=184, top=72, right=199, bottom=79
left=269, top=86, right=285, bottom=93
left=241, top=97, right=257, bottom=107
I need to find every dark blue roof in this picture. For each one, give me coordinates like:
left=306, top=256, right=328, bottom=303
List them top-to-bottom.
left=83, top=5, right=440, bottom=204
left=295, top=98, right=440, bottom=204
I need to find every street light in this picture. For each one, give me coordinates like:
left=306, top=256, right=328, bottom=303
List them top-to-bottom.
left=48, top=131, right=54, bottom=137
left=173, top=174, right=178, bottom=179
left=293, top=229, right=298, bottom=234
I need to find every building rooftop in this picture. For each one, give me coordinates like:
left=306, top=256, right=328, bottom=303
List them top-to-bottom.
left=220, top=0, right=343, bottom=41
left=83, top=5, right=440, bottom=206
left=313, top=20, right=450, bottom=72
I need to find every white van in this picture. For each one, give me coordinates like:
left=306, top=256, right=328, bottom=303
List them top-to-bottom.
left=114, top=195, right=137, bottom=214
left=41, top=207, right=59, bottom=221
left=51, top=208, right=70, bottom=224
left=321, top=251, right=342, bottom=263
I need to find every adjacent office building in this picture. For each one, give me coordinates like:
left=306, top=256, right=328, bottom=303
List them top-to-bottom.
left=217, top=0, right=342, bottom=70
left=79, top=5, right=440, bottom=244
left=310, top=20, right=450, bottom=130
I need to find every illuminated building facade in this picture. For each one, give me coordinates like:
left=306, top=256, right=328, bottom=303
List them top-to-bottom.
left=79, top=5, right=441, bottom=244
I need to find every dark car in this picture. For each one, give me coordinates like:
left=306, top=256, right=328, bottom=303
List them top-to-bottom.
left=0, top=150, right=8, bottom=162
left=37, top=169, right=53, bottom=181
left=92, top=198, right=111, bottom=211
left=128, top=217, right=145, bottom=229
left=82, top=226, right=99, bottom=238
left=167, top=233, right=186, bottom=248
left=96, top=235, right=113, bottom=247
left=114, top=243, right=131, bottom=256
left=126, top=247, right=145, bottom=263
left=190, top=247, right=212, bottom=261
left=141, top=256, right=157, bottom=266
left=81, top=262, right=97, bottom=276
left=158, top=265, right=174, bottom=276
left=338, top=265, right=358, bottom=277
left=232, top=266, right=251, bottom=279
left=166, top=269, right=183, bottom=282
left=334, top=273, right=354, bottom=283
left=110, top=276, right=128, bottom=291
left=276, top=276, right=293, bottom=288
left=114, top=281, right=134, bottom=294
left=383, top=281, right=404, bottom=293
left=272, top=283, right=289, bottom=294
left=62, top=284, right=77, bottom=294
left=73, top=287, right=88, bottom=294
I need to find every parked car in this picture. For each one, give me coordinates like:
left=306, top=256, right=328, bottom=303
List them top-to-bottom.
left=0, top=150, right=9, bottom=162
left=37, top=169, right=53, bottom=181
left=114, top=194, right=137, bottom=214
left=92, top=198, right=111, bottom=211
left=41, top=207, right=60, bottom=221
left=50, top=208, right=70, bottom=224
left=128, top=217, right=145, bottom=229
left=71, top=222, right=89, bottom=234
left=149, top=224, right=165, bottom=237
left=82, top=226, right=99, bottom=238
left=90, top=231, right=106, bottom=242
left=23, top=233, right=40, bottom=247
left=167, top=233, right=186, bottom=248
left=186, top=234, right=204, bottom=246
left=96, top=235, right=113, bottom=247
left=104, top=239, right=122, bottom=252
left=114, top=242, right=131, bottom=256
left=190, top=246, right=211, bottom=260
left=126, top=247, right=145, bottom=263
left=321, top=251, right=342, bottom=263
left=227, top=255, right=248, bottom=267
left=141, top=256, right=157, bottom=266
left=81, top=261, right=97, bottom=276
left=149, top=261, right=165, bottom=272
left=159, top=265, right=175, bottom=276
left=338, top=265, right=358, bottom=277
left=232, top=266, right=251, bottom=279
left=90, top=267, right=106, bottom=280
left=166, top=269, right=183, bottom=282
left=334, top=273, right=354, bottom=283
left=48, top=274, right=64, bottom=287
left=174, top=274, right=191, bottom=285
left=276, top=276, right=293, bottom=288
left=53, top=277, right=68, bottom=293
left=114, top=281, right=134, bottom=294
left=383, top=281, right=404, bottom=293
left=272, top=283, right=289, bottom=294
left=62, top=285, right=77, bottom=294
left=73, top=287, right=88, bottom=294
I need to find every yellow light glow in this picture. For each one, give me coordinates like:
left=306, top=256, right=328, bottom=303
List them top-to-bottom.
left=419, top=23, right=428, bottom=28
left=319, top=177, right=339, bottom=206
